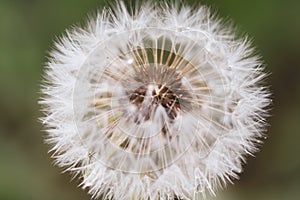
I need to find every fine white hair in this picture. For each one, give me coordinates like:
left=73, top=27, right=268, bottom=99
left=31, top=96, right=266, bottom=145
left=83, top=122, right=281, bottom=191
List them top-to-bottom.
left=40, top=1, right=270, bottom=200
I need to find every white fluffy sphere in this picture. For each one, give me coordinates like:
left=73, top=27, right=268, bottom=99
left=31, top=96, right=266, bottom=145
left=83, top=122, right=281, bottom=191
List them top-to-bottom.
left=40, top=2, right=270, bottom=200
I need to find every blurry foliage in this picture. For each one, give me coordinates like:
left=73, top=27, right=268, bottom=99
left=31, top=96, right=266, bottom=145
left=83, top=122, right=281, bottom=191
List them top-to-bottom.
left=0, top=0, right=299, bottom=199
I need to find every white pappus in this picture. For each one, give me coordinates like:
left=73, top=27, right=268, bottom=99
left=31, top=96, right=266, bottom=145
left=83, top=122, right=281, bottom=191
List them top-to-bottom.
left=40, top=1, right=271, bottom=200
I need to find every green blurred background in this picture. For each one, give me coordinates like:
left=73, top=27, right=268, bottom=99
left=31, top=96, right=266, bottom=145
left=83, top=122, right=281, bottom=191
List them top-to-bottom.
left=0, top=0, right=299, bottom=199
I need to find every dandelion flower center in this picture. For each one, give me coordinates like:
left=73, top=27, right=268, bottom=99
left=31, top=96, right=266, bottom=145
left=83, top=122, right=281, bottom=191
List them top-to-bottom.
left=127, top=64, right=191, bottom=123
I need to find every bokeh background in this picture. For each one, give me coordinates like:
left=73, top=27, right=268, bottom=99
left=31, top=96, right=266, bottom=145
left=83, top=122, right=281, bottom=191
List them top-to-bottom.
left=1, top=0, right=299, bottom=199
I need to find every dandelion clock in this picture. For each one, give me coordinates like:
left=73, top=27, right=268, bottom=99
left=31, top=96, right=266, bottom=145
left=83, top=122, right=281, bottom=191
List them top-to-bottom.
left=40, top=2, right=270, bottom=200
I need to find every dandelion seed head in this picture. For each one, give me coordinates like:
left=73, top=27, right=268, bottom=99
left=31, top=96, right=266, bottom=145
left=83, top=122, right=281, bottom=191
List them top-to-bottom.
left=40, top=1, right=271, bottom=200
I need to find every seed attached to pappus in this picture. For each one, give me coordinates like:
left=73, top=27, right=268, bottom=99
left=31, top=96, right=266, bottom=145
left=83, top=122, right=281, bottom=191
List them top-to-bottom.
left=40, top=2, right=271, bottom=199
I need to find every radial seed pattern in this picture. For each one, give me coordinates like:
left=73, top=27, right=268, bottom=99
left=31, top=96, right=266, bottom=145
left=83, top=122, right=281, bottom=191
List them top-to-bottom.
left=41, top=2, right=270, bottom=200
